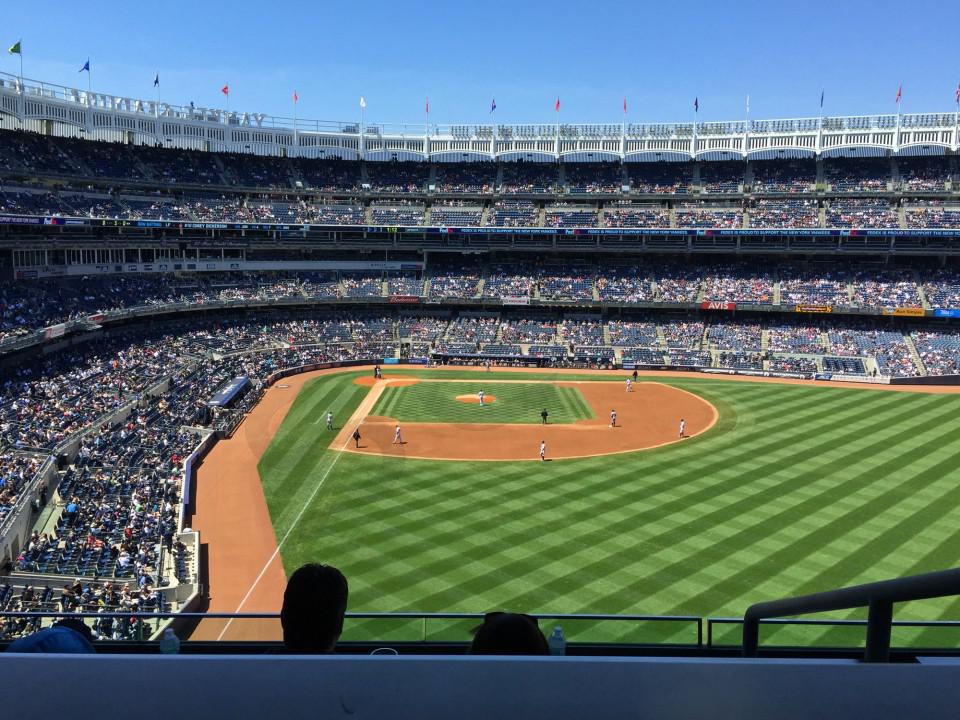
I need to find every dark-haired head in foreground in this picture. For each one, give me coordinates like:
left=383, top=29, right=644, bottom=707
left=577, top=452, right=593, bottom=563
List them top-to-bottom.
left=281, top=563, right=348, bottom=653
left=470, top=612, right=549, bottom=655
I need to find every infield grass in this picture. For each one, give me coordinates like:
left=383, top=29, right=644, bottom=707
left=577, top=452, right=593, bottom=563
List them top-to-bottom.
left=258, top=369, right=960, bottom=649
left=372, top=380, right=593, bottom=424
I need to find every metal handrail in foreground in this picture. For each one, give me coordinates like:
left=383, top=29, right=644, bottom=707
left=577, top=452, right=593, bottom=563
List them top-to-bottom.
left=742, top=567, right=960, bottom=662
left=0, top=611, right=703, bottom=646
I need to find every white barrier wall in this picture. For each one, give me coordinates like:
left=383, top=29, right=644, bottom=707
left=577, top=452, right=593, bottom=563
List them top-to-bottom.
left=0, top=655, right=958, bottom=719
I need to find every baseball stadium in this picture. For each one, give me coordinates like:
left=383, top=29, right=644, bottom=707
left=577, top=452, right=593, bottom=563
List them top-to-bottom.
left=2, top=15, right=960, bottom=715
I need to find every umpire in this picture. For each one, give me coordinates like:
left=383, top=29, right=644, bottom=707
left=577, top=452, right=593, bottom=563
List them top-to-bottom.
left=540, top=408, right=549, bottom=425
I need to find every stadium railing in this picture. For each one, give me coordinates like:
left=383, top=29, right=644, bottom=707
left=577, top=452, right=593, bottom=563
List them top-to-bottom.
left=742, top=567, right=960, bottom=662
left=6, top=609, right=960, bottom=656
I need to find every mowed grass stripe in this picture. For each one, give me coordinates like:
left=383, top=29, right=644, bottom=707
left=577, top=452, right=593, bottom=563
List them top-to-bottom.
left=256, top=370, right=960, bottom=643
left=321, top=387, right=899, bottom=581
left=444, top=394, right=945, bottom=615
left=645, top=395, right=960, bottom=615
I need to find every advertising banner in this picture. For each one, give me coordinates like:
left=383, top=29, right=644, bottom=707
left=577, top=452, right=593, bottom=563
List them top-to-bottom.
left=389, top=295, right=421, bottom=304
left=502, top=296, right=532, bottom=306
left=700, top=301, right=736, bottom=311
left=795, top=304, right=833, bottom=314
left=890, top=307, right=926, bottom=317
left=934, top=309, right=960, bottom=318
left=43, top=324, right=66, bottom=340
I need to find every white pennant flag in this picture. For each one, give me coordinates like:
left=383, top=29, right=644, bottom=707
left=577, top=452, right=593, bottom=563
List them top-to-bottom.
left=359, top=96, right=366, bottom=109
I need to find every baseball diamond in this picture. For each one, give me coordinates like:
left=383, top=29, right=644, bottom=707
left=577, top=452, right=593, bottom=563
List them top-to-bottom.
left=186, top=365, right=960, bottom=649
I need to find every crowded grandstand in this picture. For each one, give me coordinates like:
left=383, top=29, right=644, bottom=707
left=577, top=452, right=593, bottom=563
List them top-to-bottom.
left=1, top=67, right=960, bottom=656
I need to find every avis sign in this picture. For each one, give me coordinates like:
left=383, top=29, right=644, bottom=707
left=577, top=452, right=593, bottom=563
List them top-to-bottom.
left=700, top=301, right=737, bottom=311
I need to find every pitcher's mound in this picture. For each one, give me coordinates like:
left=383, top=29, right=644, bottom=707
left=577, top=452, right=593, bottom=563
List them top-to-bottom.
left=456, top=394, right=497, bottom=404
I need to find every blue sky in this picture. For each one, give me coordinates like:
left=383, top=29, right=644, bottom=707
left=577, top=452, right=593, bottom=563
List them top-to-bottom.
left=3, top=0, right=958, bottom=126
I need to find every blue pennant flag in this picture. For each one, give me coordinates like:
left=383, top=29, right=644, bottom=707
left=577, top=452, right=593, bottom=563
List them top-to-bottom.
left=79, top=58, right=89, bottom=73
left=154, top=74, right=159, bottom=88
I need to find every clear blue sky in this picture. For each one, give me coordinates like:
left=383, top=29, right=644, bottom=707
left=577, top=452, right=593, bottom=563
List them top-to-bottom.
left=2, top=0, right=958, bottom=126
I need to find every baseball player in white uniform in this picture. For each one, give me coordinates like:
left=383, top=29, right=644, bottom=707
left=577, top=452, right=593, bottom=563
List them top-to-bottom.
left=626, top=378, right=633, bottom=392
left=478, top=389, right=485, bottom=406
left=610, top=409, right=617, bottom=427
left=326, top=411, right=333, bottom=430
left=679, top=418, right=686, bottom=438
left=393, top=424, right=403, bottom=444
left=539, top=440, right=546, bottom=461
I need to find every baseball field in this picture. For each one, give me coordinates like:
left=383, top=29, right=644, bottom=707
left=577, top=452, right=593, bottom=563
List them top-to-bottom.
left=191, top=367, right=960, bottom=648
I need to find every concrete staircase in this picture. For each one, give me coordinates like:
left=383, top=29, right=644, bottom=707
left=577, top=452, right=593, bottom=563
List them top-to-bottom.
left=655, top=324, right=667, bottom=348
left=904, top=334, right=928, bottom=376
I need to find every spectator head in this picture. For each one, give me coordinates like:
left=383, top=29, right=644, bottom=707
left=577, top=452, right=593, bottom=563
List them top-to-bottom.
left=281, top=562, right=348, bottom=653
left=470, top=612, right=549, bottom=655
left=6, top=619, right=95, bottom=654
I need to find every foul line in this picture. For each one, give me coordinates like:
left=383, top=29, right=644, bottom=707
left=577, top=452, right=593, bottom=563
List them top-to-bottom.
left=216, top=381, right=386, bottom=641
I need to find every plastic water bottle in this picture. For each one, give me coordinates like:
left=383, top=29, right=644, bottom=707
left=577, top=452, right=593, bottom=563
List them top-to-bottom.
left=548, top=626, right=566, bottom=656
left=159, top=627, right=181, bottom=654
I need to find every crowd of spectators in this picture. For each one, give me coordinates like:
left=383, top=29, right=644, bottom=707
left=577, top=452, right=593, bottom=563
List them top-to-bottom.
left=897, top=157, right=951, bottom=192
left=825, top=158, right=890, bottom=192
left=750, top=159, right=815, bottom=194
left=365, top=162, right=428, bottom=193
left=699, top=162, right=743, bottom=194
left=432, top=163, right=496, bottom=194
left=565, top=163, right=622, bottom=194
left=627, top=163, right=691, bottom=194
left=501, top=164, right=557, bottom=194
left=749, top=199, right=819, bottom=229
left=825, top=199, right=899, bottom=229
left=489, top=200, right=539, bottom=227
left=602, top=204, right=670, bottom=228
left=905, top=206, right=960, bottom=229
left=545, top=208, right=599, bottom=228
left=673, top=208, right=743, bottom=229
left=429, top=261, right=483, bottom=299
left=483, top=263, right=535, bottom=299
left=596, top=266, right=656, bottom=303
left=702, top=266, right=774, bottom=304
left=779, top=266, right=852, bottom=306
left=538, top=267, right=595, bottom=301
left=922, top=269, right=960, bottom=308
left=852, top=270, right=922, bottom=308
left=607, top=320, right=658, bottom=347
left=707, top=321, right=762, bottom=350
left=767, top=325, right=824, bottom=354
left=912, top=331, right=960, bottom=376
left=769, top=355, right=819, bottom=374
left=0, top=452, right=47, bottom=527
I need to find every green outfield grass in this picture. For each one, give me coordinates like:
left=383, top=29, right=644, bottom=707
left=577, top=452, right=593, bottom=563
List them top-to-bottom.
left=257, top=369, right=960, bottom=648
left=371, top=380, right=593, bottom=424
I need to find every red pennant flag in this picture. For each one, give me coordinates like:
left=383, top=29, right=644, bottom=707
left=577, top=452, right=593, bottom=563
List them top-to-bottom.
left=955, top=82, right=959, bottom=104
left=222, top=84, right=229, bottom=96
left=895, top=84, right=902, bottom=104
left=293, top=90, right=298, bottom=104
left=623, top=96, right=627, bottom=115
left=426, top=97, right=429, bottom=114
left=555, top=97, right=560, bottom=112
